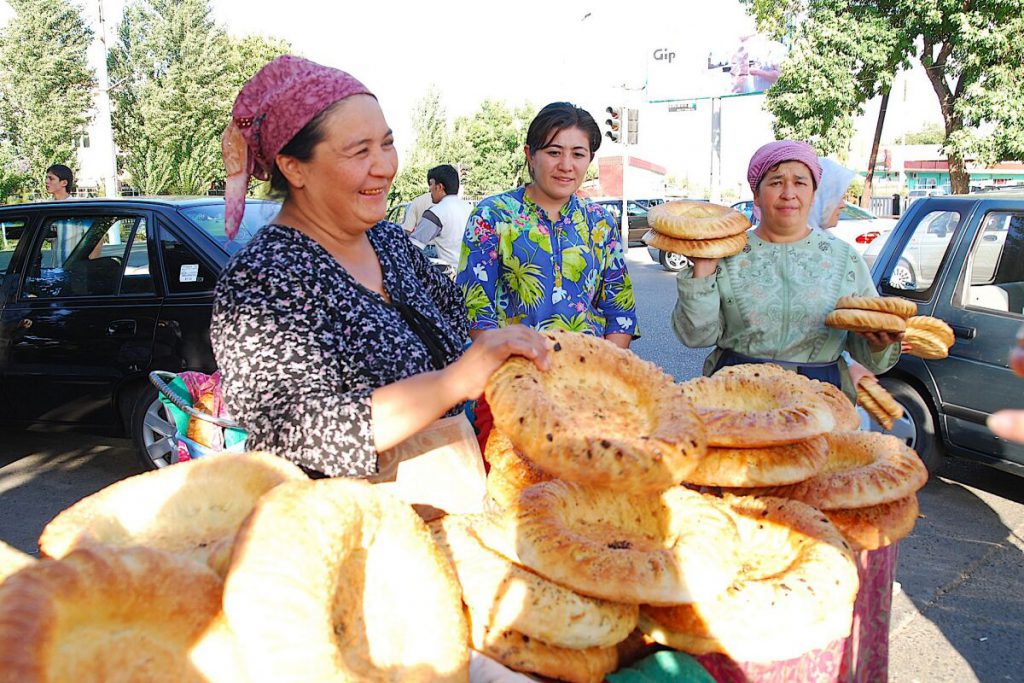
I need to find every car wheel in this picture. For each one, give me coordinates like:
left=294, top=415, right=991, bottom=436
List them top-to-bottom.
left=659, top=250, right=690, bottom=272
left=888, top=259, right=917, bottom=290
left=861, top=377, right=944, bottom=474
left=129, top=385, right=180, bottom=470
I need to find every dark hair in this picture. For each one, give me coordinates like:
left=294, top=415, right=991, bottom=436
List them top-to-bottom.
left=267, top=101, right=342, bottom=200
left=524, top=102, right=602, bottom=178
left=46, top=164, right=75, bottom=193
left=427, top=164, right=459, bottom=196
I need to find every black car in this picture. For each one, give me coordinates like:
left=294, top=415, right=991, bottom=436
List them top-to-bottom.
left=864, top=194, right=1024, bottom=476
left=0, top=197, right=279, bottom=470
left=594, top=198, right=664, bottom=245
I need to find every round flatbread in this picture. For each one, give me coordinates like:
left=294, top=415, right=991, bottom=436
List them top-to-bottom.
left=647, top=200, right=751, bottom=240
left=643, top=229, right=749, bottom=259
left=834, top=295, right=917, bottom=319
left=825, top=308, right=907, bottom=334
left=906, top=316, right=954, bottom=348
left=903, top=327, right=950, bottom=359
left=485, top=330, right=707, bottom=494
left=679, top=373, right=835, bottom=447
left=483, top=430, right=552, bottom=508
left=752, top=431, right=928, bottom=510
left=681, top=437, right=828, bottom=488
left=223, top=478, right=469, bottom=682
left=825, top=494, right=920, bottom=551
left=640, top=495, right=859, bottom=663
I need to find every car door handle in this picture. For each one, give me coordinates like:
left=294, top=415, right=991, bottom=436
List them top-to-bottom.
left=17, top=318, right=32, bottom=329
left=107, top=319, right=137, bottom=336
left=950, top=324, right=976, bottom=340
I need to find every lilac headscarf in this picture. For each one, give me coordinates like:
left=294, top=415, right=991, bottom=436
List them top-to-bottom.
left=221, top=56, right=373, bottom=239
left=746, top=140, right=822, bottom=222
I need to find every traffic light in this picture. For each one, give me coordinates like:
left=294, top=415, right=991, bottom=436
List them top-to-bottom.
left=605, top=106, right=623, bottom=143
left=627, top=108, right=638, bottom=145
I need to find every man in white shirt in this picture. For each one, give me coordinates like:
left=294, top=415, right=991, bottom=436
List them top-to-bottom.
left=409, top=165, right=472, bottom=273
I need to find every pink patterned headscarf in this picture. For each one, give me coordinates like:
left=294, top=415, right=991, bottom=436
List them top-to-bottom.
left=221, top=55, right=373, bottom=239
left=746, top=140, right=822, bottom=222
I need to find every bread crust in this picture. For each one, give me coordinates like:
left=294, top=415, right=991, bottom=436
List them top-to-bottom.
left=647, top=200, right=751, bottom=240
left=642, top=229, right=749, bottom=259
left=834, top=295, right=917, bottom=318
left=825, top=308, right=907, bottom=333
left=906, top=315, right=954, bottom=347
left=902, top=327, right=950, bottom=359
left=485, top=331, right=707, bottom=493
left=714, top=364, right=860, bottom=432
left=679, top=374, right=835, bottom=447
left=857, top=376, right=903, bottom=422
left=857, top=391, right=894, bottom=429
left=483, top=430, right=551, bottom=508
left=752, top=431, right=928, bottom=510
left=681, top=437, right=828, bottom=488
left=39, top=452, right=306, bottom=577
left=223, top=478, right=469, bottom=682
left=477, top=481, right=741, bottom=606
left=825, top=494, right=920, bottom=551
left=640, top=495, right=859, bottom=663
left=430, top=515, right=637, bottom=650
left=0, top=540, right=33, bottom=584
left=0, top=546, right=243, bottom=683
left=468, top=616, right=618, bottom=683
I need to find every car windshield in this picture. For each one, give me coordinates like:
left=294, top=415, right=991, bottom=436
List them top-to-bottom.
left=179, top=201, right=279, bottom=254
left=840, top=203, right=875, bottom=220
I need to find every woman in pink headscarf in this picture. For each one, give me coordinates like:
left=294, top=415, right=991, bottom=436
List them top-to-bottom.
left=211, top=56, right=549, bottom=481
left=672, top=140, right=902, bottom=397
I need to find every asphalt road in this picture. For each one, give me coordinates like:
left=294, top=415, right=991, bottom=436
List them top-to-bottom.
left=0, top=246, right=1020, bottom=681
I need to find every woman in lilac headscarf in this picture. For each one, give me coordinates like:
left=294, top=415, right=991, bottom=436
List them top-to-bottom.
left=211, top=56, right=549, bottom=479
left=672, top=140, right=902, bottom=397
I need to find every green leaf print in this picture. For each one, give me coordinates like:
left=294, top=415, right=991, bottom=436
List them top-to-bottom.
left=499, top=225, right=518, bottom=259
left=527, top=226, right=553, bottom=254
left=561, top=246, right=588, bottom=282
left=504, top=255, right=545, bottom=310
left=611, top=281, right=635, bottom=311
left=463, top=283, right=491, bottom=322
left=541, top=312, right=590, bottom=332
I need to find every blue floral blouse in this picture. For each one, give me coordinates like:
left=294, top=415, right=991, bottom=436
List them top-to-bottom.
left=455, top=187, right=639, bottom=338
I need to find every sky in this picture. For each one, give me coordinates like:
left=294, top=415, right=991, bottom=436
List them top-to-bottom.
left=0, top=0, right=943, bottom=197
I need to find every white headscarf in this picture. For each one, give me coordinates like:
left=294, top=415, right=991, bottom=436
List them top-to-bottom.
left=809, top=158, right=857, bottom=230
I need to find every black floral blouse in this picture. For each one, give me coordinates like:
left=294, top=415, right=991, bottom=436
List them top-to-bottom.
left=211, top=221, right=469, bottom=478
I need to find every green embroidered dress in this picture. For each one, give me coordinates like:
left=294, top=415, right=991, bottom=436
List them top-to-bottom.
left=673, top=229, right=899, bottom=394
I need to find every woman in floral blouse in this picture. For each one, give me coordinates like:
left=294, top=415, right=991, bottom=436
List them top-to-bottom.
left=455, top=102, right=640, bottom=348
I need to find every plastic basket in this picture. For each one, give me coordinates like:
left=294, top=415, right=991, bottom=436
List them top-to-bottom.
left=148, top=370, right=247, bottom=461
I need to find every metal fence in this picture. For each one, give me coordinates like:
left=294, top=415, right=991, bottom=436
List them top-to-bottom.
left=867, top=195, right=904, bottom=218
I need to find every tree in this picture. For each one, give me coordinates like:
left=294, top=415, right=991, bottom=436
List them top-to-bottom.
left=0, top=0, right=94, bottom=195
left=109, top=0, right=291, bottom=195
left=745, top=0, right=1024, bottom=194
left=390, top=85, right=450, bottom=205
left=455, top=100, right=535, bottom=199
left=900, top=123, right=945, bottom=145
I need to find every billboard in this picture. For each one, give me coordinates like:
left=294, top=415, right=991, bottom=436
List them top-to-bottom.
left=646, top=32, right=787, bottom=103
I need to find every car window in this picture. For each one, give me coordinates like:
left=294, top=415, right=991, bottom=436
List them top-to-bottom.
left=179, top=201, right=278, bottom=255
left=626, top=201, right=647, bottom=216
left=600, top=202, right=622, bottom=219
left=839, top=203, right=874, bottom=221
left=881, top=210, right=960, bottom=295
left=965, top=212, right=1024, bottom=315
left=22, top=215, right=143, bottom=298
left=0, top=219, right=27, bottom=275
left=120, top=219, right=155, bottom=295
left=159, top=222, right=217, bottom=295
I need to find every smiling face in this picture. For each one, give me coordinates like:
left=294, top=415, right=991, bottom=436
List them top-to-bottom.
left=276, top=94, right=398, bottom=231
left=524, top=126, right=592, bottom=216
left=754, top=161, right=815, bottom=236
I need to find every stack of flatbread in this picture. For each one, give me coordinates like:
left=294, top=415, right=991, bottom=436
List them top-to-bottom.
left=643, top=200, right=751, bottom=259
left=825, top=295, right=917, bottom=334
left=903, top=315, right=955, bottom=359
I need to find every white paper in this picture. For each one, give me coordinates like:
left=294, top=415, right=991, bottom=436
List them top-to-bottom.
left=179, top=264, right=199, bottom=283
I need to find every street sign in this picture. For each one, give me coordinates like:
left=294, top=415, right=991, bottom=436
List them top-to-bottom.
left=668, top=102, right=697, bottom=112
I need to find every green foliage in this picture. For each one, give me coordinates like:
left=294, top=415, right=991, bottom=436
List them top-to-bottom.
left=0, top=0, right=95, bottom=198
left=109, top=0, right=290, bottom=195
left=744, top=0, right=1024, bottom=192
left=389, top=90, right=536, bottom=205
left=899, top=123, right=945, bottom=145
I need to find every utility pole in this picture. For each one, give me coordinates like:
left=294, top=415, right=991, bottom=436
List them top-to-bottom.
left=92, top=0, right=119, bottom=198
left=709, top=97, right=722, bottom=203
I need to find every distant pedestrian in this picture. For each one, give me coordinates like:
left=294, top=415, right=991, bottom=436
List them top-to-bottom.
left=45, top=164, right=74, bottom=200
left=409, top=164, right=472, bottom=274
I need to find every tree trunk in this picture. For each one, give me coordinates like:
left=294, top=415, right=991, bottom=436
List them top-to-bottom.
left=920, top=41, right=970, bottom=194
left=861, top=86, right=891, bottom=210
left=947, top=151, right=970, bottom=194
